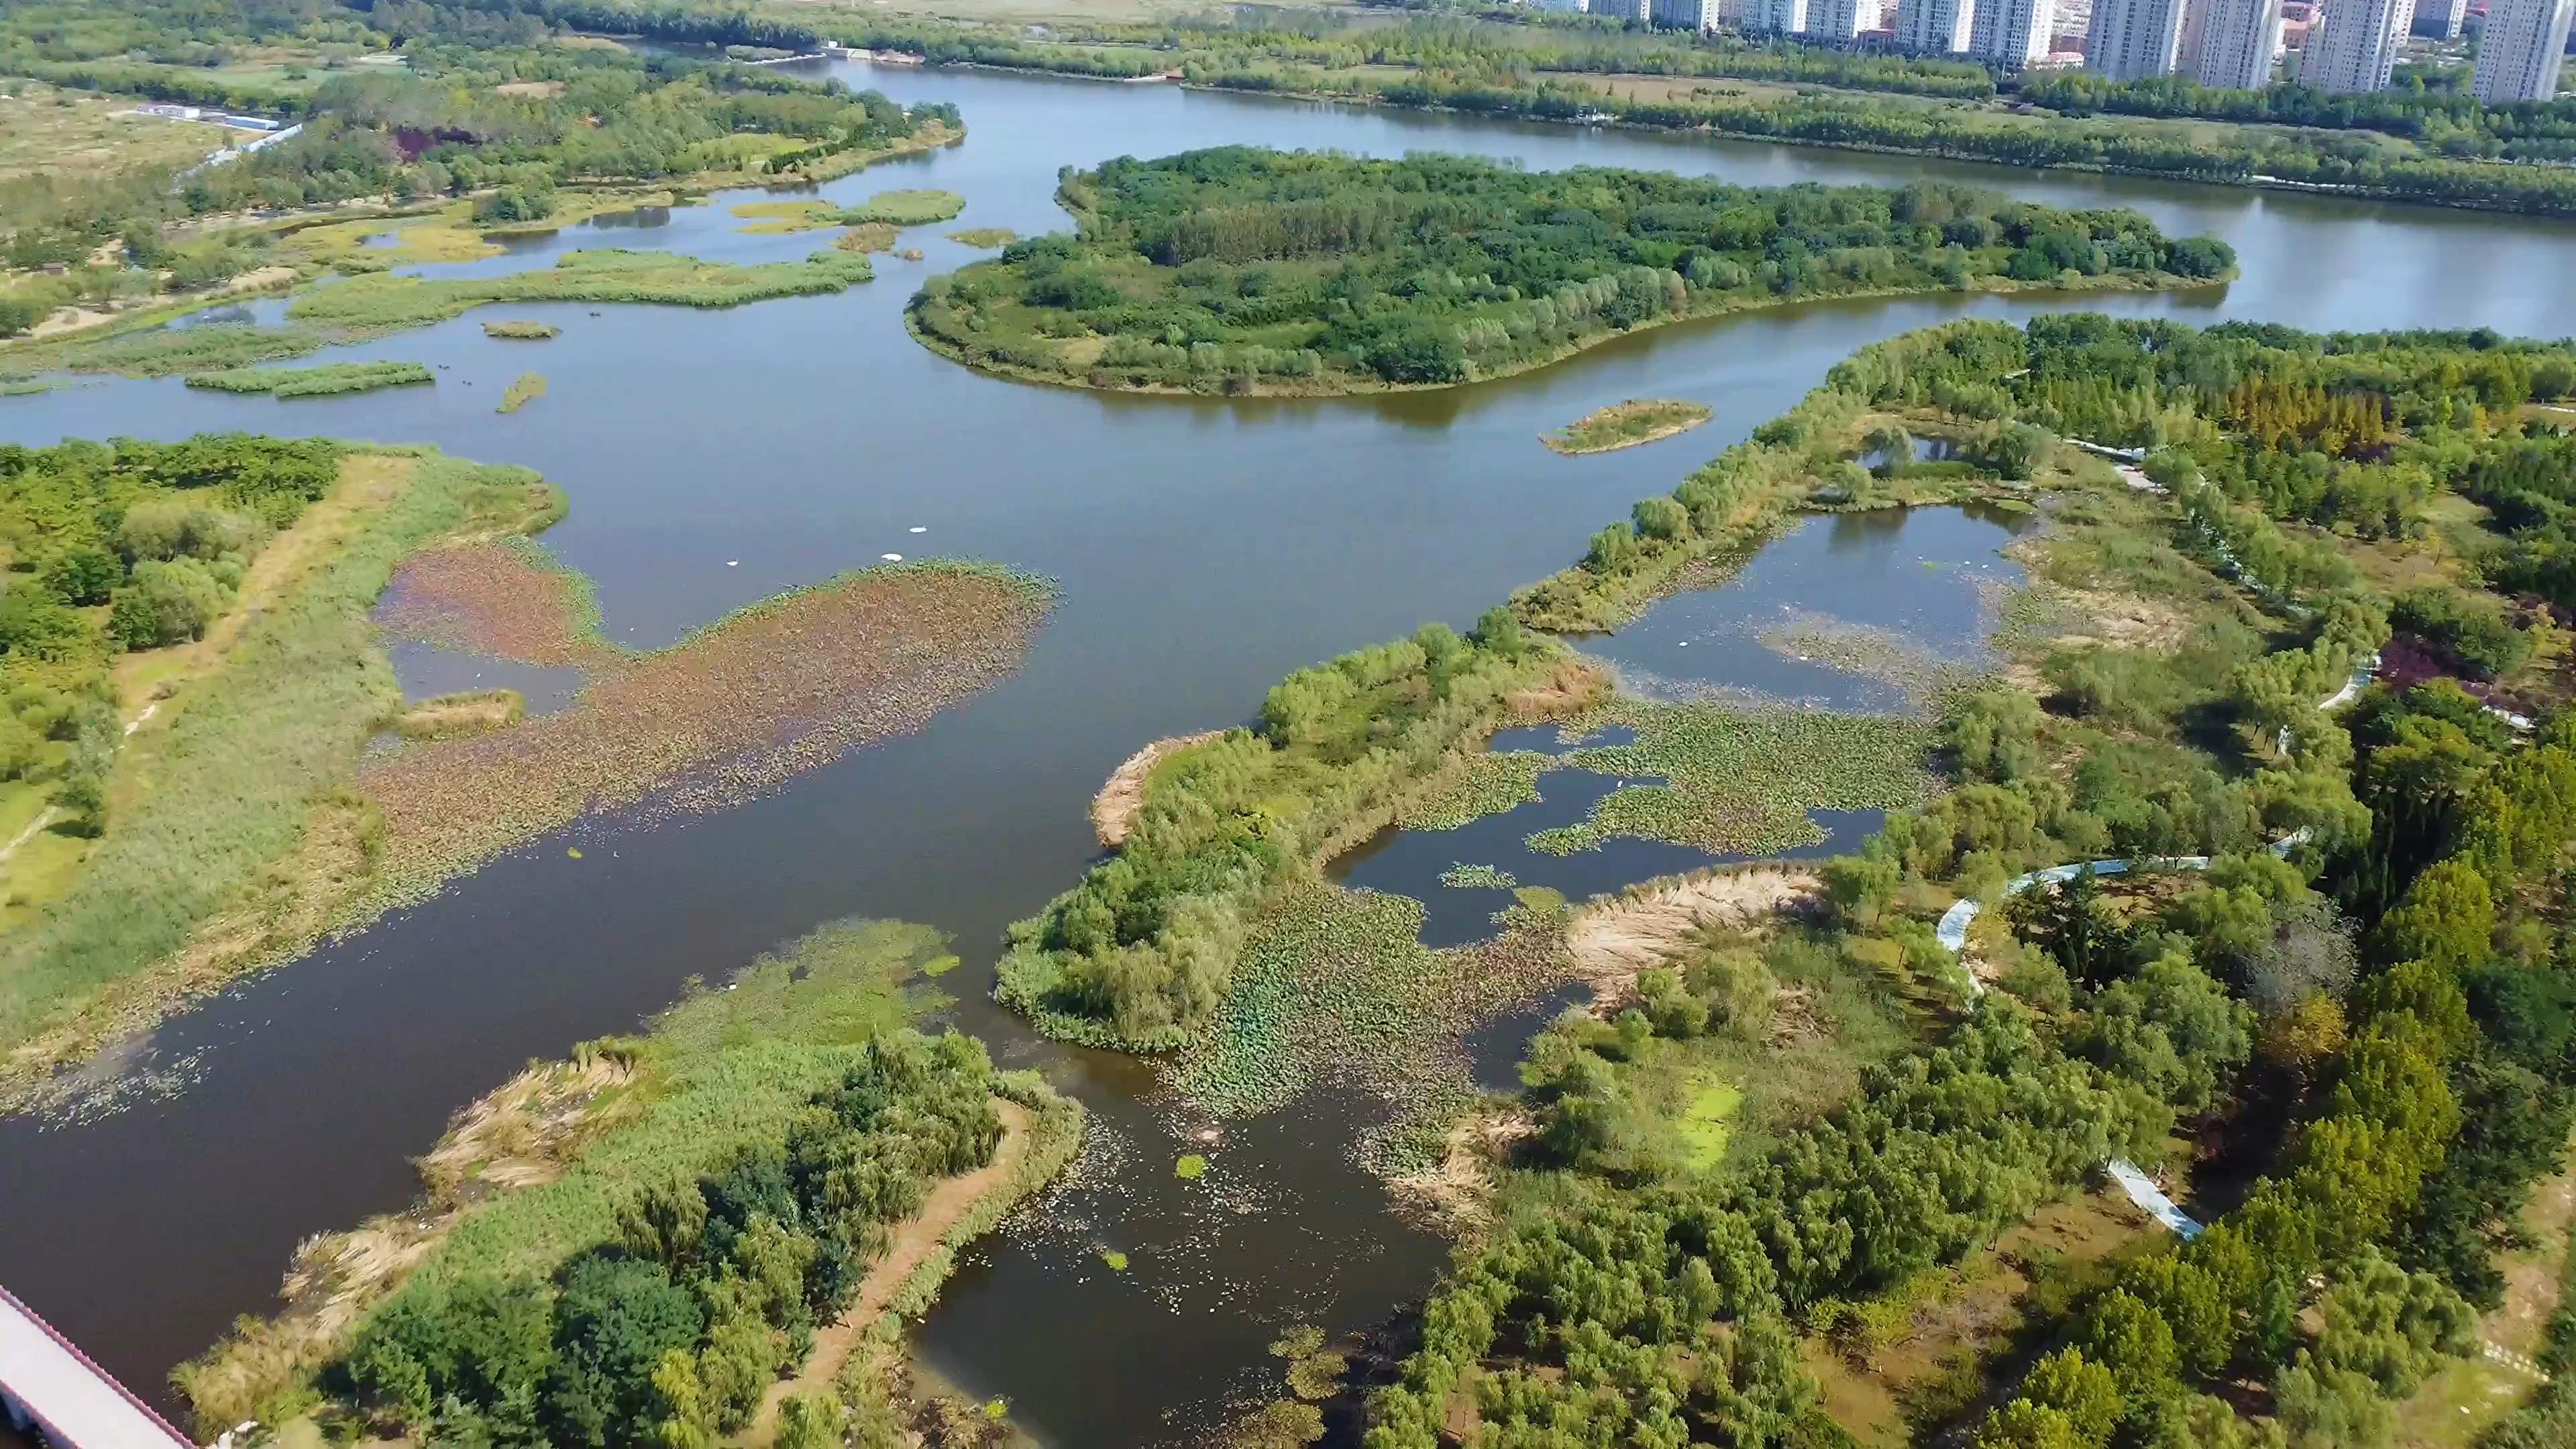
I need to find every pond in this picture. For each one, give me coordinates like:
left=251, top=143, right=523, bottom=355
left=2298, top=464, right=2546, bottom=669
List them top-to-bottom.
left=3, top=59, right=2574, bottom=1449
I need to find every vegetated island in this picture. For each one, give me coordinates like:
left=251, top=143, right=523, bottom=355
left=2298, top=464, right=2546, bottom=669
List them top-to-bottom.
left=906, top=146, right=2235, bottom=396
left=736, top=188, right=967, bottom=235
left=947, top=227, right=1018, bottom=249
left=1002, top=313, right=2576, bottom=1446
left=481, top=320, right=557, bottom=340
left=182, top=360, right=434, bottom=397
left=1543, top=398, right=1714, bottom=455
left=0, top=433, right=1053, bottom=1097
left=175, top=916, right=1083, bottom=1448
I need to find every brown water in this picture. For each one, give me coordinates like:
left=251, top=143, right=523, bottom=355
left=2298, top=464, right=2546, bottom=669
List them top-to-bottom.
left=2, top=63, right=2572, bottom=1446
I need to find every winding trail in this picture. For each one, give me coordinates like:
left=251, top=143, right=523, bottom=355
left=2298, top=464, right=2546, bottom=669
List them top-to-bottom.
left=1929, top=647, right=2385, bottom=1236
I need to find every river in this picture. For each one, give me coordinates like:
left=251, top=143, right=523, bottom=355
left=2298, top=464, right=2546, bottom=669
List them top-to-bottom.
left=1, top=62, right=2571, bottom=1446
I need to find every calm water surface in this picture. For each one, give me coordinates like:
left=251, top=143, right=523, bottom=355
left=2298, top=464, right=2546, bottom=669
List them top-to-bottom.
left=3, top=64, right=2573, bottom=1444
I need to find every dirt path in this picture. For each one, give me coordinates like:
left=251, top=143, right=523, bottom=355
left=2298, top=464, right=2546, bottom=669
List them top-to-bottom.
left=113, top=455, right=414, bottom=723
left=1091, top=731, right=1222, bottom=847
left=0, top=808, right=59, bottom=865
left=1563, top=867, right=1820, bottom=993
left=739, top=1098, right=1032, bottom=1445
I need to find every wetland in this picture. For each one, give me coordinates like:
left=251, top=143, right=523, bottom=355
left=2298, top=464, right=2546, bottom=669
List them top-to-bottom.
left=5, top=56, right=2576, bottom=1449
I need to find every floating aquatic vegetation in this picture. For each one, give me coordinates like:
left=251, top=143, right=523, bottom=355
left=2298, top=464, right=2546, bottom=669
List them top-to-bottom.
left=496, top=372, right=547, bottom=414
left=376, top=539, right=606, bottom=667
left=359, top=561, right=1054, bottom=903
left=1756, top=608, right=1985, bottom=713
left=1528, top=700, right=1939, bottom=857
left=1396, top=749, right=1548, bottom=830
left=1440, top=863, right=1517, bottom=891
left=1174, top=1154, right=1208, bottom=1180
left=1100, top=1248, right=1130, bottom=1271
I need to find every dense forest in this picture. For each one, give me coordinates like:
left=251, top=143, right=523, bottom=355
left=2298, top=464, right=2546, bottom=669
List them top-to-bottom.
left=910, top=146, right=2229, bottom=393
left=1332, top=317, right=2576, bottom=1445
left=0, top=434, right=341, bottom=833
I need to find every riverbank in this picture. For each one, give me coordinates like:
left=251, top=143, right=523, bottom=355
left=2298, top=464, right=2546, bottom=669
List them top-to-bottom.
left=172, top=918, right=1084, bottom=1444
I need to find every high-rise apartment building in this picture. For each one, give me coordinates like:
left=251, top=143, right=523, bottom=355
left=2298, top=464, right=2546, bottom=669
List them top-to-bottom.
left=1650, top=0, right=1716, bottom=28
left=1745, top=0, right=1809, bottom=32
left=1807, top=0, right=1880, bottom=37
left=1895, top=0, right=1980, bottom=48
left=1970, top=0, right=2059, bottom=60
left=2086, top=0, right=2188, bottom=77
left=2176, top=0, right=2216, bottom=71
left=2193, top=0, right=2283, bottom=86
left=2303, top=0, right=2415, bottom=91
left=2418, top=0, right=2469, bottom=38
left=2472, top=0, right=2576, bottom=101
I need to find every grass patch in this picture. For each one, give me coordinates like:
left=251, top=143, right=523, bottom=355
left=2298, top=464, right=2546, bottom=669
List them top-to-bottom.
left=0, top=83, right=233, bottom=186
left=729, top=198, right=843, bottom=234
left=834, top=222, right=899, bottom=254
left=947, top=227, right=1016, bottom=248
left=480, top=319, right=557, bottom=339
left=184, top=360, right=433, bottom=397
left=494, top=371, right=545, bottom=414
left=1543, top=398, right=1714, bottom=455
left=1675, top=1073, right=1742, bottom=1169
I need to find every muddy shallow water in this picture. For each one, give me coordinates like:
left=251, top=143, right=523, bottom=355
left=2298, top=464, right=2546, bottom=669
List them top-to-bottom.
left=5, top=60, right=2576, bottom=1446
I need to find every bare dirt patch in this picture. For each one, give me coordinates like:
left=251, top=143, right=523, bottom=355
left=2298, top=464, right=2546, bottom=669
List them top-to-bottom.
left=358, top=566, right=1052, bottom=890
left=1092, top=730, right=1224, bottom=847
left=1565, top=866, right=1821, bottom=993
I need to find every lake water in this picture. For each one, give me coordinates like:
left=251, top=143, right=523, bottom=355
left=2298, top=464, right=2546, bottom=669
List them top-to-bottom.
left=3, top=61, right=2573, bottom=1446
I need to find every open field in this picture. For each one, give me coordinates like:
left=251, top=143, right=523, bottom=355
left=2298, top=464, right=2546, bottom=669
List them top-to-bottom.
left=0, top=83, right=230, bottom=186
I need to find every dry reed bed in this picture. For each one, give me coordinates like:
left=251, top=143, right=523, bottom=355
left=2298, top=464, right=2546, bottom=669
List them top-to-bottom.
left=360, top=564, right=1051, bottom=888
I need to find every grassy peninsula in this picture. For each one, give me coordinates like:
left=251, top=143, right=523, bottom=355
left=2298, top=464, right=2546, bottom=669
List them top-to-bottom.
left=908, top=147, right=2234, bottom=396
left=1000, top=315, right=2576, bottom=1445
left=1544, top=398, right=1714, bottom=455
left=0, top=431, right=1051, bottom=1097
left=176, top=917, right=1083, bottom=1446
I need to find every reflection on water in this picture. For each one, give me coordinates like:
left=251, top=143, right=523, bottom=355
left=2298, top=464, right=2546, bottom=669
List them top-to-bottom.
left=1590, top=506, right=2027, bottom=713
left=385, top=639, right=590, bottom=717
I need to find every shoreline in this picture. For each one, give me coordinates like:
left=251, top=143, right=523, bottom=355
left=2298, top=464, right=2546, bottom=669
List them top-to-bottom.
left=907, top=268, right=2230, bottom=400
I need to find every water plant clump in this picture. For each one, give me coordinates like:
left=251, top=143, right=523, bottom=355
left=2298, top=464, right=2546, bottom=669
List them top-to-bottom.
left=947, top=227, right=1017, bottom=248
left=480, top=320, right=557, bottom=339
left=184, top=360, right=434, bottom=396
left=495, top=372, right=546, bottom=415
left=1543, top=399, right=1714, bottom=455
left=375, top=538, right=606, bottom=667
left=358, top=561, right=1055, bottom=904
left=1758, top=608, right=1990, bottom=712
left=1529, top=700, right=1940, bottom=856
left=1396, top=748, right=1551, bottom=830
left=1440, top=863, right=1517, bottom=891
left=1174, top=1153, right=1208, bottom=1180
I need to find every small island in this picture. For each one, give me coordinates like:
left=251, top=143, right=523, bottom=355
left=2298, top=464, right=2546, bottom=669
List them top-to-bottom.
left=906, top=146, right=2236, bottom=396
left=480, top=320, right=558, bottom=340
left=1544, top=398, right=1713, bottom=455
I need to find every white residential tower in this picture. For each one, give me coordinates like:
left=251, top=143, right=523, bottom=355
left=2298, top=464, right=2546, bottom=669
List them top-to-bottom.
left=1895, top=0, right=1980, bottom=49
left=1970, top=0, right=2059, bottom=60
left=2086, top=0, right=2190, bottom=78
left=2193, top=0, right=2284, bottom=87
left=2303, top=0, right=2415, bottom=92
left=2471, top=0, right=2575, bottom=102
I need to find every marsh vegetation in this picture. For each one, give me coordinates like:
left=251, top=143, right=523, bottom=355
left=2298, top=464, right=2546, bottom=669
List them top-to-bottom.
left=184, top=360, right=432, bottom=397
left=495, top=371, right=546, bottom=415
